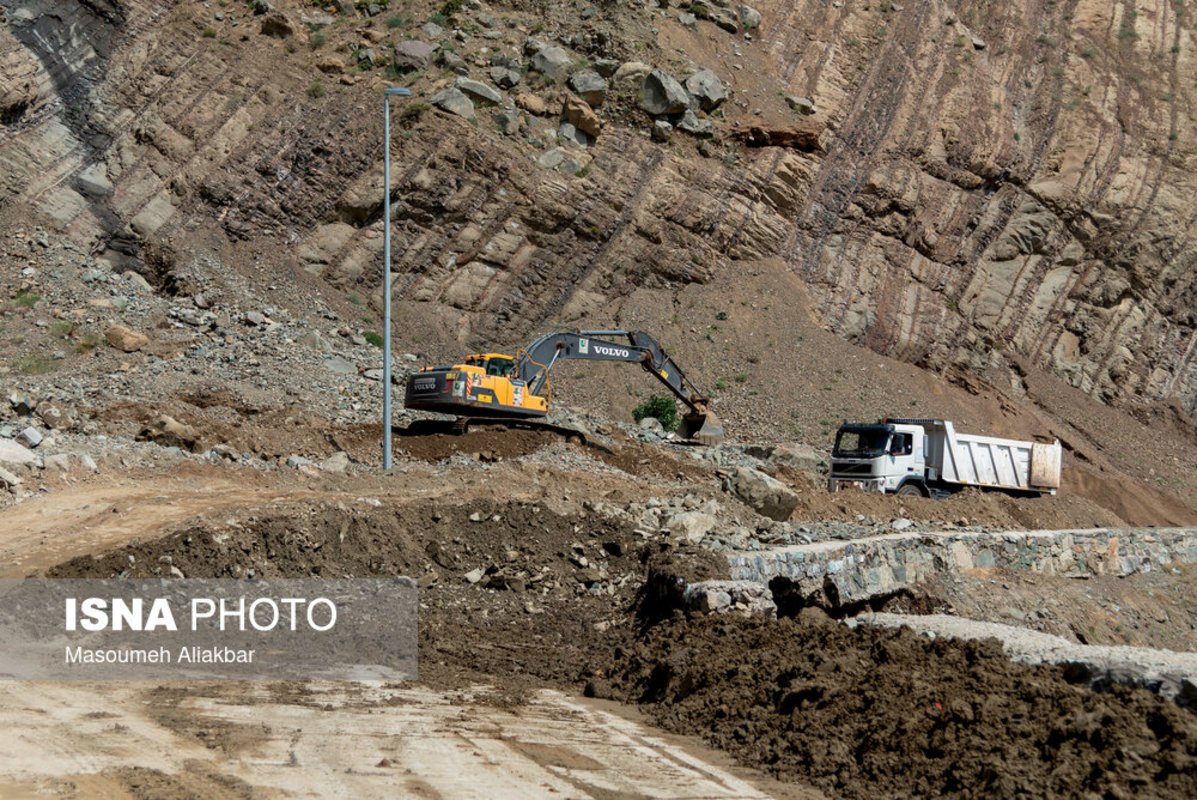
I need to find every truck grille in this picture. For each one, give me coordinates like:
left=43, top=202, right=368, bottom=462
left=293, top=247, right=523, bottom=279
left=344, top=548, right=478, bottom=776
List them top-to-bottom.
left=830, top=461, right=876, bottom=477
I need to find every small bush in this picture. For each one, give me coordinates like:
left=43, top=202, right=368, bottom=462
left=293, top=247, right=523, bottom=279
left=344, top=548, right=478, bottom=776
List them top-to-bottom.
left=440, top=0, right=464, bottom=14
left=387, top=15, right=404, bottom=28
left=202, top=27, right=217, bottom=38
left=311, top=32, right=327, bottom=49
left=308, top=79, right=326, bottom=98
left=399, top=101, right=430, bottom=121
left=575, top=162, right=592, bottom=178
left=14, top=291, right=40, bottom=308
left=347, top=292, right=365, bottom=305
left=715, top=310, right=729, bottom=320
left=50, top=321, right=75, bottom=338
left=364, top=331, right=384, bottom=347
left=74, top=333, right=101, bottom=354
left=17, top=354, right=56, bottom=375
left=733, top=372, right=750, bottom=383
left=715, top=378, right=728, bottom=390
left=632, top=394, right=679, bottom=431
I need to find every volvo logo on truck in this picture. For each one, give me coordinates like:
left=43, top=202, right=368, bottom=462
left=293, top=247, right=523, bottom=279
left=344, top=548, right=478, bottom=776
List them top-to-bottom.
left=594, top=345, right=629, bottom=358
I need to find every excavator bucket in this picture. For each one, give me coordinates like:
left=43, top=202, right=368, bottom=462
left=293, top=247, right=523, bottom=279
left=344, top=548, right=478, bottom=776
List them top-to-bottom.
left=679, top=410, right=725, bottom=445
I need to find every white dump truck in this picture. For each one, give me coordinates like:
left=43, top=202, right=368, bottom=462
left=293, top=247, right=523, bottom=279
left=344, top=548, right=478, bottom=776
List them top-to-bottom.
left=827, top=418, right=1061, bottom=498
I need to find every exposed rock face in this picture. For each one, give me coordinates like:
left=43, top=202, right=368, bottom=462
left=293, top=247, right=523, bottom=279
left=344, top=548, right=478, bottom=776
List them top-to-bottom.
left=1, top=0, right=1195, bottom=417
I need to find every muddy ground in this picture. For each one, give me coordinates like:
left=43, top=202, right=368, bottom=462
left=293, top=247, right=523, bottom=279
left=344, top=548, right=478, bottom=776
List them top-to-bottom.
left=34, top=475, right=1197, bottom=800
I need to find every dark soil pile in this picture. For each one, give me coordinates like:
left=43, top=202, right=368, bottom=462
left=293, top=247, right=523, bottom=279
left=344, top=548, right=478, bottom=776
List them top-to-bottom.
left=42, top=497, right=1197, bottom=798
left=41, top=498, right=717, bottom=688
left=604, top=612, right=1197, bottom=799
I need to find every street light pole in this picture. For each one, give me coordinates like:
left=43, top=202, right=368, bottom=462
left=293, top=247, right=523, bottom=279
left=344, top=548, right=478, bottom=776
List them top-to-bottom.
left=382, top=86, right=411, bottom=471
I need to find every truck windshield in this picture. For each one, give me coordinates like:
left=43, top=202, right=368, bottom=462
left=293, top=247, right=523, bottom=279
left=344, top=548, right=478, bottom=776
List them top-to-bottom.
left=833, top=426, right=892, bottom=458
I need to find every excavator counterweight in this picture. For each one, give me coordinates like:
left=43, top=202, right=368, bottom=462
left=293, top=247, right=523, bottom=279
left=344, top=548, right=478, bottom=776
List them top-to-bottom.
left=404, top=330, right=725, bottom=444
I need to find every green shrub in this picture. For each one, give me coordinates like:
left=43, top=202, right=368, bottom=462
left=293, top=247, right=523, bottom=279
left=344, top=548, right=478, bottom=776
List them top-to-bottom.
left=202, top=27, right=217, bottom=38
left=311, top=32, right=327, bottom=49
left=308, top=79, right=326, bottom=98
left=399, top=101, right=431, bottom=121
left=14, top=291, right=40, bottom=308
left=364, top=331, right=384, bottom=347
left=17, top=354, right=56, bottom=375
left=733, top=372, right=750, bottom=383
left=632, top=394, right=679, bottom=431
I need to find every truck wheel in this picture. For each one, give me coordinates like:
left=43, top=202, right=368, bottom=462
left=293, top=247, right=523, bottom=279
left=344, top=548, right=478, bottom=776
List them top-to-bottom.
left=897, top=483, right=925, bottom=497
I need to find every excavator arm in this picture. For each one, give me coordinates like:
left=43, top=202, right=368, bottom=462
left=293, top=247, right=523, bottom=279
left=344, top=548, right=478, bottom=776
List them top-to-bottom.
left=515, top=330, right=724, bottom=443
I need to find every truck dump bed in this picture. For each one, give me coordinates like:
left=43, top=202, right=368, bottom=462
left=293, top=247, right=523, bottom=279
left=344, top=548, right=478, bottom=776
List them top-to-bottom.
left=893, top=419, right=1061, bottom=494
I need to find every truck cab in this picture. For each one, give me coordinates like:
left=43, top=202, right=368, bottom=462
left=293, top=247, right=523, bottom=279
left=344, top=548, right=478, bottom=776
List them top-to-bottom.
left=828, top=417, right=1061, bottom=498
left=828, top=422, right=927, bottom=495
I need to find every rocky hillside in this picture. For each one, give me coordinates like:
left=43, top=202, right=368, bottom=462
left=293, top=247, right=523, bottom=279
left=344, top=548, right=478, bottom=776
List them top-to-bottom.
left=1, top=0, right=1194, bottom=420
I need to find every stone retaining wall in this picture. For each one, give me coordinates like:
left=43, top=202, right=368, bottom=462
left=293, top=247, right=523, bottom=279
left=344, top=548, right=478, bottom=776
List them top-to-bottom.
left=726, top=528, right=1197, bottom=603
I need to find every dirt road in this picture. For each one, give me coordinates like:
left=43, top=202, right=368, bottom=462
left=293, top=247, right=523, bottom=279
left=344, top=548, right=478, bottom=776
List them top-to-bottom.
left=0, top=682, right=812, bottom=799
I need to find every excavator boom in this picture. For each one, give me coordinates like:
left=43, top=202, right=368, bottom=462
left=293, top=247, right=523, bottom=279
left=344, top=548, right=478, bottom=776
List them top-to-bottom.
left=404, top=329, right=724, bottom=444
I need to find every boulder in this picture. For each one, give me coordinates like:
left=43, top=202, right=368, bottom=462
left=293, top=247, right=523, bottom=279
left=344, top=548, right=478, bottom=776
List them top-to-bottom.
left=737, top=4, right=762, bottom=28
left=714, top=10, right=739, bottom=33
left=260, top=12, right=294, bottom=38
left=395, top=40, right=435, bottom=72
left=530, top=46, right=573, bottom=82
left=440, top=50, right=469, bottom=74
left=593, top=58, right=620, bottom=77
left=612, top=61, right=651, bottom=90
left=489, top=66, right=522, bottom=88
left=685, top=68, right=727, bottom=111
left=641, top=69, right=689, bottom=115
left=568, top=71, right=608, bottom=107
left=455, top=77, right=503, bottom=104
left=430, top=87, right=475, bottom=119
left=515, top=93, right=547, bottom=115
left=563, top=94, right=601, bottom=137
left=786, top=95, right=816, bottom=115
left=493, top=108, right=522, bottom=135
left=675, top=109, right=712, bottom=136
left=652, top=120, right=673, bottom=141
left=105, top=324, right=149, bottom=352
left=8, top=390, right=34, bottom=416
left=36, top=401, right=74, bottom=431
left=137, top=415, right=200, bottom=452
left=15, top=427, right=42, bottom=449
left=0, top=439, right=38, bottom=467
left=768, top=442, right=826, bottom=472
left=321, top=451, right=350, bottom=473
left=43, top=453, right=70, bottom=472
left=0, top=465, right=21, bottom=489
left=728, top=466, right=799, bottom=521
left=664, top=510, right=717, bottom=543
left=684, top=580, right=777, bottom=617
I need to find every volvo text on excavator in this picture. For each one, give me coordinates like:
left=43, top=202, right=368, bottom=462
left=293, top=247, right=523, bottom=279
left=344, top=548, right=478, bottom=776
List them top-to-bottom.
left=403, top=330, right=725, bottom=444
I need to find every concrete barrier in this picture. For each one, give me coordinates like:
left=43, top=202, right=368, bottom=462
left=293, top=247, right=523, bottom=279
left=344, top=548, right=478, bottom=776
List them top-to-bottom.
left=726, top=528, right=1197, bottom=604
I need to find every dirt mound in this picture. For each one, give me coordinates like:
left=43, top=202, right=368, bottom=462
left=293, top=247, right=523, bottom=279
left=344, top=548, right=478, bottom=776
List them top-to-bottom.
left=395, top=426, right=566, bottom=462
left=777, top=467, right=1130, bottom=529
left=42, top=497, right=673, bottom=688
left=606, top=614, right=1197, bottom=799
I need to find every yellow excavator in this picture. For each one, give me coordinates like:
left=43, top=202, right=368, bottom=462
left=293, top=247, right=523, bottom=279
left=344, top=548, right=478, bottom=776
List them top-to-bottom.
left=404, top=329, right=725, bottom=444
